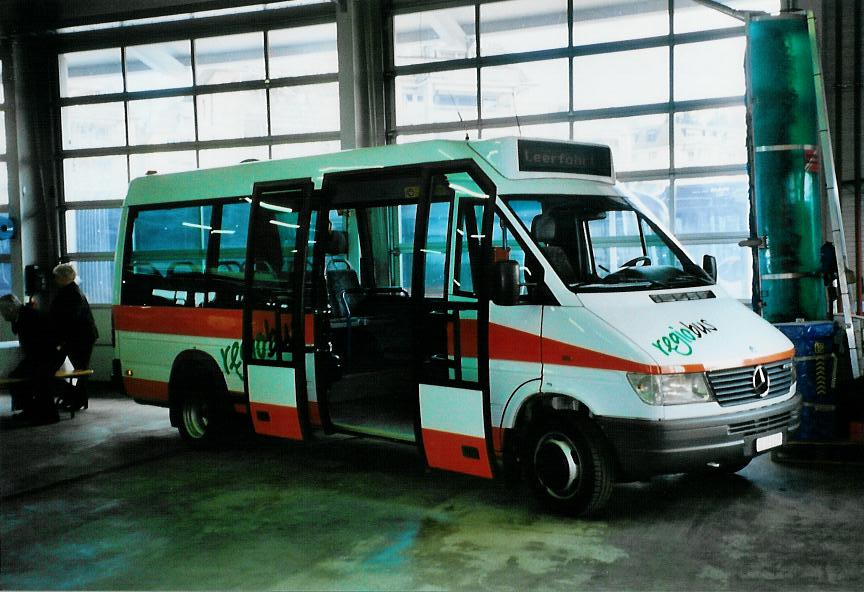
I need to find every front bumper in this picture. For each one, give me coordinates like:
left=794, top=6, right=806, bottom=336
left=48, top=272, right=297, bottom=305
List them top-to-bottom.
left=597, top=393, right=802, bottom=479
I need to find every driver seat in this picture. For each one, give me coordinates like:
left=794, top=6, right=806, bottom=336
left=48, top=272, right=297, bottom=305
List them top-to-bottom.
left=531, top=214, right=577, bottom=285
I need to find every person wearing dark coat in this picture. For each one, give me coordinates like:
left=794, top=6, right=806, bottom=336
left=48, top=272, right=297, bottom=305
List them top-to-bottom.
left=49, top=264, right=98, bottom=370
left=1, top=294, right=64, bottom=424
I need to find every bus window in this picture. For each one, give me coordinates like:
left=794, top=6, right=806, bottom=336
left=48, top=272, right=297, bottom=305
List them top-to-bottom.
left=208, top=200, right=250, bottom=308
left=421, top=200, right=451, bottom=298
left=215, top=201, right=249, bottom=276
left=452, top=201, right=484, bottom=297
left=395, top=203, right=415, bottom=291
left=124, top=204, right=213, bottom=306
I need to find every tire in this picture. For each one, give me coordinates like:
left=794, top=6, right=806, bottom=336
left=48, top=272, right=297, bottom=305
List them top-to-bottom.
left=175, top=390, right=223, bottom=446
left=524, top=414, right=615, bottom=517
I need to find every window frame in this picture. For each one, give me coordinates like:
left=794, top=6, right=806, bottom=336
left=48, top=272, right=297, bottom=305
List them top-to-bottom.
left=386, top=0, right=767, bottom=300
left=55, top=3, right=340, bottom=305
left=0, top=53, right=12, bottom=295
left=121, top=196, right=252, bottom=308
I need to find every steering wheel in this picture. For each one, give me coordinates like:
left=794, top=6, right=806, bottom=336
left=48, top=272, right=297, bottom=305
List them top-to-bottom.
left=620, top=256, right=651, bottom=268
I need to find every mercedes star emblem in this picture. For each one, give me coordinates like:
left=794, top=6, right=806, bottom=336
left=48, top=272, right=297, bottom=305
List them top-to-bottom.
left=752, top=365, right=770, bottom=397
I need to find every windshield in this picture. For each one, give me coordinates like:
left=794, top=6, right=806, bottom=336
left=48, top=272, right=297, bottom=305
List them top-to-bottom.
left=503, top=194, right=713, bottom=291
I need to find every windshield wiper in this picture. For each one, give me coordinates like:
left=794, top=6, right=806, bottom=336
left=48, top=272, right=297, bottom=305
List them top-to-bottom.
left=665, top=273, right=712, bottom=287
left=569, top=279, right=668, bottom=290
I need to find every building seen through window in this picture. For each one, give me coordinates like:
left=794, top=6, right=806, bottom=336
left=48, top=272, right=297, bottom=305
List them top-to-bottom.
left=389, top=0, right=781, bottom=300
left=57, top=10, right=341, bottom=303
left=0, top=57, right=10, bottom=294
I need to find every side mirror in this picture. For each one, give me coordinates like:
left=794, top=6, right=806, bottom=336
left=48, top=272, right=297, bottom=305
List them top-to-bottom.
left=702, top=254, right=718, bottom=283
left=492, top=260, right=520, bottom=306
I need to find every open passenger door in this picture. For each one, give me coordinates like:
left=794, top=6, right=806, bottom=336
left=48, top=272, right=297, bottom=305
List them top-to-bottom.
left=316, top=163, right=497, bottom=478
left=414, top=165, right=498, bottom=479
left=243, top=179, right=315, bottom=440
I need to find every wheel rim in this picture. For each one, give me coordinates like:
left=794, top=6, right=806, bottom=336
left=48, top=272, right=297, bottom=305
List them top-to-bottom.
left=183, top=398, right=209, bottom=439
left=534, top=431, right=582, bottom=500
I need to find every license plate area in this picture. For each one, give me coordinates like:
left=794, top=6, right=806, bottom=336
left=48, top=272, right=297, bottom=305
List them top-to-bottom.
left=756, top=432, right=783, bottom=452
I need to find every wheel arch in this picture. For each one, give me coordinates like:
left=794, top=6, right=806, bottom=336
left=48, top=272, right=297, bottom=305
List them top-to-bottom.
left=168, top=349, right=229, bottom=427
left=501, top=390, right=597, bottom=476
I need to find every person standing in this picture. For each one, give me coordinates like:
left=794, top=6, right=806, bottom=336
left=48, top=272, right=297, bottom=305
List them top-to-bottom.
left=49, top=264, right=98, bottom=371
left=49, top=264, right=99, bottom=411
left=0, top=294, right=64, bottom=424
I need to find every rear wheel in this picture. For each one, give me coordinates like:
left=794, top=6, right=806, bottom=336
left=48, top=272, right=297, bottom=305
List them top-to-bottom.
left=175, top=390, right=224, bottom=446
left=525, top=415, right=614, bottom=517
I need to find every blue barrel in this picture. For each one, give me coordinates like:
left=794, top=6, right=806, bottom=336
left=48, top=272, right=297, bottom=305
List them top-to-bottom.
left=774, top=321, right=837, bottom=441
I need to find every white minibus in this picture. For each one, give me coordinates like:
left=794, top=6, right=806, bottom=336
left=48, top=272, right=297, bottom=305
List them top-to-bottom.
left=114, top=137, right=799, bottom=515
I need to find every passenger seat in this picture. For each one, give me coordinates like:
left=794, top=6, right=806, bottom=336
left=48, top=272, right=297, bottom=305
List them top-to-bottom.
left=325, top=230, right=363, bottom=318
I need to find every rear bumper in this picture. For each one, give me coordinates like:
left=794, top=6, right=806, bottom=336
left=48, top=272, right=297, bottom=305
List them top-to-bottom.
left=597, top=393, right=802, bottom=479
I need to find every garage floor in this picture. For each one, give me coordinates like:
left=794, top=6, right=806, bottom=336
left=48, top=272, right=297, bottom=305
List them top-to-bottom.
left=2, top=388, right=863, bottom=591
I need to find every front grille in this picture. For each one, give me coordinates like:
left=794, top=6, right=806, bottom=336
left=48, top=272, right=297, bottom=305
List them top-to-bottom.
left=707, top=359, right=794, bottom=407
left=729, top=410, right=798, bottom=437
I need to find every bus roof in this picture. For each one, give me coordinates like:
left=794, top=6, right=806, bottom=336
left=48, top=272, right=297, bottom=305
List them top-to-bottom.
left=123, top=137, right=618, bottom=207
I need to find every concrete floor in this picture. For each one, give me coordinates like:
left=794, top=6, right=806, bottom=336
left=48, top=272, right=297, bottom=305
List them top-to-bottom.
left=2, top=388, right=864, bottom=591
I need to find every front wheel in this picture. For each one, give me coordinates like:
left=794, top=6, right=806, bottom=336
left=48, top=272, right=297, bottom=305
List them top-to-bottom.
left=525, top=415, right=614, bottom=517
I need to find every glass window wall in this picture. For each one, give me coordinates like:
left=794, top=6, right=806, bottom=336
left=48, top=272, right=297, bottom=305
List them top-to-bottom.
left=388, top=0, right=781, bottom=301
left=480, top=0, right=568, bottom=56
left=393, top=6, right=476, bottom=66
left=57, top=8, right=341, bottom=303
left=0, top=57, right=9, bottom=288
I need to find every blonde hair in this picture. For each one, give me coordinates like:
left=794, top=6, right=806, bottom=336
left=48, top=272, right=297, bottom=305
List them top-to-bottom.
left=53, top=263, right=77, bottom=283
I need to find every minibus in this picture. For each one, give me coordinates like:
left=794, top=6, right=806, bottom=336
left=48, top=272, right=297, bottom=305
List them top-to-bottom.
left=113, top=137, right=800, bottom=515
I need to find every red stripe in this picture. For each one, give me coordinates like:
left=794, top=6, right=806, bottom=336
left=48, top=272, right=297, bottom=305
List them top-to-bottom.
left=115, top=305, right=314, bottom=345
left=114, top=306, right=242, bottom=339
left=304, top=314, right=315, bottom=347
left=467, top=318, right=793, bottom=375
left=450, top=320, right=542, bottom=363
left=490, top=323, right=542, bottom=364
left=542, top=337, right=661, bottom=374
left=737, top=348, right=796, bottom=370
left=124, top=376, right=169, bottom=402
left=308, top=401, right=322, bottom=426
left=250, top=402, right=302, bottom=440
left=492, top=427, right=505, bottom=455
left=422, top=428, right=493, bottom=479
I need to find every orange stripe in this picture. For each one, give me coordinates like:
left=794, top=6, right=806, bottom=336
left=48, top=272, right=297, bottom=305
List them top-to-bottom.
left=115, top=305, right=314, bottom=345
left=114, top=306, right=242, bottom=339
left=304, top=314, right=315, bottom=347
left=476, top=318, right=793, bottom=375
left=490, top=323, right=542, bottom=364
left=542, top=337, right=662, bottom=374
left=735, top=348, right=796, bottom=370
left=123, top=376, right=169, bottom=402
left=308, top=401, right=322, bottom=426
left=250, top=402, right=302, bottom=440
left=492, top=426, right=505, bottom=455
left=422, top=428, right=493, bottom=479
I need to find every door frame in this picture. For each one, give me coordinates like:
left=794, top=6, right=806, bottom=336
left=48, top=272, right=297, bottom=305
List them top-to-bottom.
left=314, top=160, right=499, bottom=477
left=411, top=162, right=498, bottom=478
left=242, top=178, right=314, bottom=440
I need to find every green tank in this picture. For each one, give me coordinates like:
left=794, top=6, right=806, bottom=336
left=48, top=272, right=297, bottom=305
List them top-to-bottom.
left=748, top=15, right=826, bottom=321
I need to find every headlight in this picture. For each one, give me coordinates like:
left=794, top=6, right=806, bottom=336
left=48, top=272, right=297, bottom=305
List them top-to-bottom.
left=627, top=372, right=713, bottom=405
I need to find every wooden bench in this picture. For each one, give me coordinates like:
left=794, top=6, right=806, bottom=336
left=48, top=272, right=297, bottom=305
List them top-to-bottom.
left=0, top=368, right=95, bottom=418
